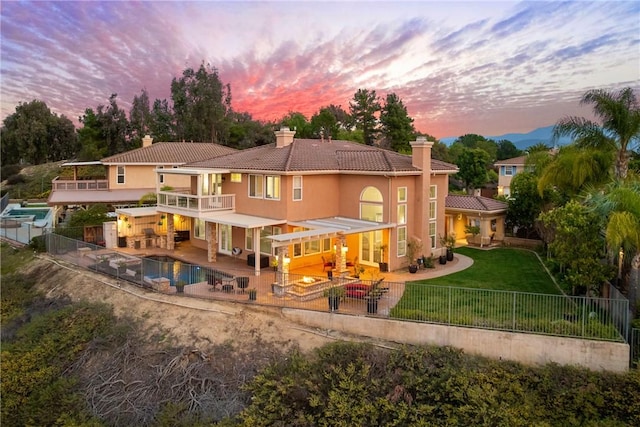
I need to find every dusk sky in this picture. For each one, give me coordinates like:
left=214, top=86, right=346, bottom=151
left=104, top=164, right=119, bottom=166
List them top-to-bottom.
left=1, top=1, right=639, bottom=139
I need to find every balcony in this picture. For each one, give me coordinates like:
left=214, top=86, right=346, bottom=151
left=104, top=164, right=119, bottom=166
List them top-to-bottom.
left=52, top=177, right=109, bottom=190
left=157, top=191, right=235, bottom=213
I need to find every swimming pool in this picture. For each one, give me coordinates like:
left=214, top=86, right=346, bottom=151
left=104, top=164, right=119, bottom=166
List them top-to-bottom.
left=4, top=208, right=52, bottom=220
left=142, top=255, right=206, bottom=285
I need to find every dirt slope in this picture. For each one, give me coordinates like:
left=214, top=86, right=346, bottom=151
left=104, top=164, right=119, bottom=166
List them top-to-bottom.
left=24, top=253, right=355, bottom=353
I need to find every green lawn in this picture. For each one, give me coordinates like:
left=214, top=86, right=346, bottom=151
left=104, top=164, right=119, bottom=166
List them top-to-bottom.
left=390, top=247, right=622, bottom=341
left=419, top=247, right=560, bottom=294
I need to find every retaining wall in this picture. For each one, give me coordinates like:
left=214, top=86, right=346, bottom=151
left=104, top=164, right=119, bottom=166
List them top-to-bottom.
left=283, top=309, right=630, bottom=372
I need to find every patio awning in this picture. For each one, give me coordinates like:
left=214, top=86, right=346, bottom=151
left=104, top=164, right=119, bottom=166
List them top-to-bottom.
left=49, top=188, right=155, bottom=205
left=115, top=206, right=159, bottom=217
left=202, top=212, right=284, bottom=229
left=269, top=216, right=395, bottom=247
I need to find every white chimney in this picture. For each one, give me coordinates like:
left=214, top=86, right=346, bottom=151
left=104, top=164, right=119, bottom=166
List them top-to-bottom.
left=275, top=127, right=296, bottom=148
left=142, top=135, right=153, bottom=147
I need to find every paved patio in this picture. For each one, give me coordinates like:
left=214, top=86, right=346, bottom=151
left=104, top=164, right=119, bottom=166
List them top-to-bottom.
left=50, top=238, right=474, bottom=317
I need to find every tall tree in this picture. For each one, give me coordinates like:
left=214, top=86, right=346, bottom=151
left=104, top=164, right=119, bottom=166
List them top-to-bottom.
left=171, top=62, right=232, bottom=144
left=553, top=87, right=640, bottom=179
left=129, top=89, right=152, bottom=144
left=349, top=89, right=380, bottom=145
left=379, top=93, right=415, bottom=152
left=96, top=94, right=130, bottom=155
left=149, top=98, right=175, bottom=142
left=1, top=100, right=77, bottom=165
left=310, top=107, right=339, bottom=140
left=77, top=108, right=105, bottom=160
left=279, top=111, right=312, bottom=138
left=496, top=139, right=522, bottom=160
left=537, top=145, right=613, bottom=197
left=455, top=148, right=491, bottom=193
left=505, top=172, right=543, bottom=238
left=585, top=180, right=640, bottom=313
left=539, top=200, right=613, bottom=295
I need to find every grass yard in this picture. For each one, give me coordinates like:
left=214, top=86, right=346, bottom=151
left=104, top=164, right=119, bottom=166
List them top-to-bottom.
left=390, top=247, right=623, bottom=341
left=425, top=247, right=560, bottom=293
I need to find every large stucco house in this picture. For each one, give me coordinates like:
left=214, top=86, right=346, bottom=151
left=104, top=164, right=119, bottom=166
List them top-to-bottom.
left=51, top=129, right=507, bottom=275
left=112, top=129, right=462, bottom=275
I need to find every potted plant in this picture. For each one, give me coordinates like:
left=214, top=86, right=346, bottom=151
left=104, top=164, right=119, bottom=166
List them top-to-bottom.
left=465, top=225, right=481, bottom=245
left=440, top=233, right=456, bottom=261
left=406, top=238, right=422, bottom=273
left=378, top=243, right=389, bottom=272
left=438, top=248, right=447, bottom=265
left=270, top=258, right=278, bottom=271
left=354, top=264, right=365, bottom=279
left=175, top=280, right=186, bottom=293
left=323, top=286, right=345, bottom=311
left=248, top=288, right=257, bottom=301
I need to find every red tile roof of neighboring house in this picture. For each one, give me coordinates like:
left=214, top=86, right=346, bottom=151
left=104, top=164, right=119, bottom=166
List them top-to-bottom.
left=187, top=139, right=458, bottom=174
left=101, top=142, right=237, bottom=164
left=494, top=155, right=527, bottom=166
left=445, top=195, right=507, bottom=212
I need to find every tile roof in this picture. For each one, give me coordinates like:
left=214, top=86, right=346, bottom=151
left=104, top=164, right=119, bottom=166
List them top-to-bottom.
left=187, top=139, right=458, bottom=174
left=101, top=142, right=237, bottom=164
left=494, top=155, right=527, bottom=166
left=445, top=195, right=507, bottom=212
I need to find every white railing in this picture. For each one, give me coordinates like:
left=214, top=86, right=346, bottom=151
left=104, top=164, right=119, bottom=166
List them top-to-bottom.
left=51, top=177, right=109, bottom=190
left=157, top=191, right=235, bottom=212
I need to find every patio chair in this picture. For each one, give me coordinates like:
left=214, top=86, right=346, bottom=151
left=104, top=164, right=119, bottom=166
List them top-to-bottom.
left=321, top=256, right=334, bottom=272
left=236, top=276, right=249, bottom=293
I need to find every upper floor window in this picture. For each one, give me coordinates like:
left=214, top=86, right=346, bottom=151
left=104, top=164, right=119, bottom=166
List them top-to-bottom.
left=158, top=165, right=164, bottom=184
left=117, top=166, right=125, bottom=184
left=504, top=166, right=515, bottom=176
left=249, top=174, right=263, bottom=198
left=249, top=174, right=280, bottom=200
left=265, top=176, right=280, bottom=199
left=293, top=176, right=302, bottom=201
left=430, top=185, right=436, bottom=199
left=361, top=186, right=383, bottom=222
left=397, top=187, right=407, bottom=203
left=429, top=201, right=436, bottom=220
left=397, top=204, right=406, bottom=225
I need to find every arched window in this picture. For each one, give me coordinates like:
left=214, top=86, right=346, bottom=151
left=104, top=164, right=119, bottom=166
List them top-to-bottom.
left=359, top=186, right=384, bottom=265
left=360, top=186, right=383, bottom=222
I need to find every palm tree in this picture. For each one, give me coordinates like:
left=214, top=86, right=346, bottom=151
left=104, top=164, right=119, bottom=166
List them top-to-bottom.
left=553, top=87, right=640, bottom=180
left=537, top=145, right=613, bottom=197
left=585, top=180, right=640, bottom=314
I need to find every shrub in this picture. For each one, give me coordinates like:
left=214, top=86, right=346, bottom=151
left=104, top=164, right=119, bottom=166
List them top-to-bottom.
left=1, top=164, right=22, bottom=181
left=6, top=174, right=26, bottom=185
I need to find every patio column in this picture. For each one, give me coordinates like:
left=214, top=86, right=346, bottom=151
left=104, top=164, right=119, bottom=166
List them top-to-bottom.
left=166, top=214, right=175, bottom=250
left=495, top=217, right=505, bottom=240
left=207, top=222, right=217, bottom=262
left=253, top=227, right=261, bottom=276
left=336, top=235, right=347, bottom=275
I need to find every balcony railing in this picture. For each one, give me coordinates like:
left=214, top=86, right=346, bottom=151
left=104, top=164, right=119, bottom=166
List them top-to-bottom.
left=52, top=177, right=109, bottom=190
left=157, top=191, right=235, bottom=212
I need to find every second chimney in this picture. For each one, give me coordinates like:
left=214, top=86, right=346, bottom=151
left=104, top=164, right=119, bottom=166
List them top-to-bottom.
left=142, top=135, right=153, bottom=147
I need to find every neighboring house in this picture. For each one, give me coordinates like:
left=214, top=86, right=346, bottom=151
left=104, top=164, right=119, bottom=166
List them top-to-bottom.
left=115, top=129, right=459, bottom=276
left=47, top=135, right=236, bottom=219
left=494, top=155, right=527, bottom=197
left=445, top=195, right=507, bottom=247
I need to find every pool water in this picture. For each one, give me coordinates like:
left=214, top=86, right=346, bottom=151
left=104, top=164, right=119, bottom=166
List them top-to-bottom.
left=5, top=208, right=51, bottom=220
left=142, top=255, right=206, bottom=285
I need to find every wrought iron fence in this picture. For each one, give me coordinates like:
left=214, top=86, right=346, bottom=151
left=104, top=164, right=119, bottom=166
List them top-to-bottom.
left=45, top=232, right=629, bottom=343
left=390, top=283, right=627, bottom=342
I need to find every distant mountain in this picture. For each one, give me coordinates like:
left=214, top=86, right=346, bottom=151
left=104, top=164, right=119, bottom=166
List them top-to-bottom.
left=440, top=125, right=572, bottom=150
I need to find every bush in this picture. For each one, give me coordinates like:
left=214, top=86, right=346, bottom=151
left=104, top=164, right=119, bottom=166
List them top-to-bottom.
left=1, top=164, right=22, bottom=181
left=6, top=174, right=26, bottom=185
